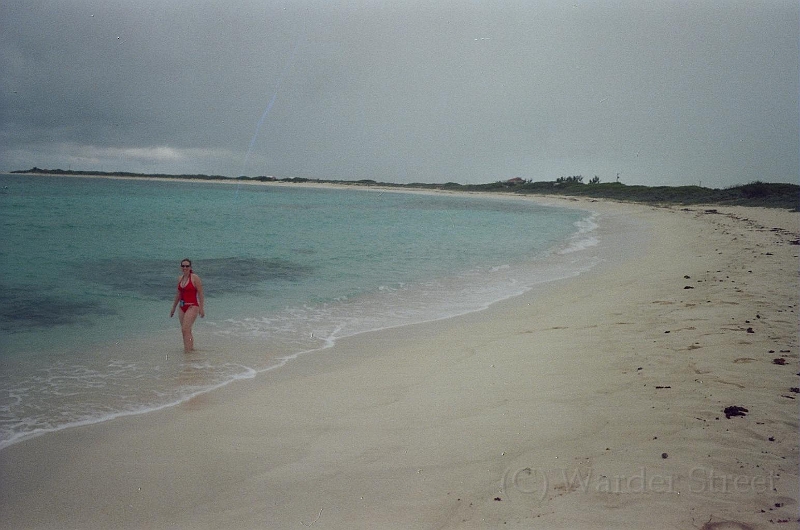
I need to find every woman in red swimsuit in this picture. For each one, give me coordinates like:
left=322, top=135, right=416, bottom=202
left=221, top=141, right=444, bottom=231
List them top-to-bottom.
left=169, top=258, right=205, bottom=352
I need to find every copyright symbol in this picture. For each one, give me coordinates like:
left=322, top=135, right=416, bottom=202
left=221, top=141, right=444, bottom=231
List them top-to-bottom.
left=503, top=467, right=549, bottom=502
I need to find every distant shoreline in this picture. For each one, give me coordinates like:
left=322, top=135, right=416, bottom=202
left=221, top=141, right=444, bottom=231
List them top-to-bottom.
left=8, top=167, right=799, bottom=209
left=7, top=170, right=452, bottom=197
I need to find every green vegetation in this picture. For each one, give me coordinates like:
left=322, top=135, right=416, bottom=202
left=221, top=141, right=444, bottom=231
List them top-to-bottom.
left=11, top=167, right=799, bottom=210
left=484, top=178, right=799, bottom=210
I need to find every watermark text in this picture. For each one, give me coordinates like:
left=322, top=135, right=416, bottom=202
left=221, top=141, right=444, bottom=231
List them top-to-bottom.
left=502, top=466, right=777, bottom=501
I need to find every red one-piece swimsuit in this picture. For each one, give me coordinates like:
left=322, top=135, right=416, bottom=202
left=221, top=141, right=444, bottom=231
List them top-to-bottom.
left=178, top=275, right=199, bottom=312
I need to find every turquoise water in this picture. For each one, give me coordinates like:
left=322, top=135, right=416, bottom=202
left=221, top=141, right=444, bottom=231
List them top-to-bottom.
left=0, top=174, right=598, bottom=449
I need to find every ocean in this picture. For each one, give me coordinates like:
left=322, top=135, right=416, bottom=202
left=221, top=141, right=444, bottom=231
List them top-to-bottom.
left=0, top=174, right=599, bottom=449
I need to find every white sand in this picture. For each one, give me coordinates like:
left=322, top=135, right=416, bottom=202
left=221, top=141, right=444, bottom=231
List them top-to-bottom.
left=0, top=197, right=797, bottom=529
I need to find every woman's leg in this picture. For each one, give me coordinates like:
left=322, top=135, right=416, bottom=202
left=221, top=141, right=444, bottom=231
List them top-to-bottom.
left=177, top=306, right=200, bottom=352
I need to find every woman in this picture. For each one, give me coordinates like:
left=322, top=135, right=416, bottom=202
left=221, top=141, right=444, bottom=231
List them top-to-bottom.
left=170, top=258, right=205, bottom=352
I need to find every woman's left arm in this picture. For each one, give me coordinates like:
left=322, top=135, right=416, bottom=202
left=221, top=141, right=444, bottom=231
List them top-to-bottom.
left=194, top=274, right=205, bottom=318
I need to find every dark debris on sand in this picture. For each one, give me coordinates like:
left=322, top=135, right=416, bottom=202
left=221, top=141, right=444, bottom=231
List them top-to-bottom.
left=723, top=406, right=749, bottom=419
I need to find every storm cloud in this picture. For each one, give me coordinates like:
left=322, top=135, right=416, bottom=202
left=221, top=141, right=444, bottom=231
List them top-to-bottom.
left=2, top=0, right=797, bottom=187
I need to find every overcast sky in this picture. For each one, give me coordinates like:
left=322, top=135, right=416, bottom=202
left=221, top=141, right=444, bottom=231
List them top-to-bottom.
left=2, top=1, right=797, bottom=186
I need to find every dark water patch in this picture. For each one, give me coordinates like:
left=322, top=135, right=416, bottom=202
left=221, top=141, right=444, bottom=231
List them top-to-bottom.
left=76, top=257, right=314, bottom=300
left=200, top=257, right=315, bottom=293
left=74, top=260, right=178, bottom=301
left=0, top=285, right=109, bottom=331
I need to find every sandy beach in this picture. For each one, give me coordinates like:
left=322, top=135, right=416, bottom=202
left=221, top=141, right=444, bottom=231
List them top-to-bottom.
left=0, top=196, right=797, bottom=529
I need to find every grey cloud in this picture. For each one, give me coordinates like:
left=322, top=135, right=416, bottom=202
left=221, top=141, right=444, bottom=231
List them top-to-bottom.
left=1, top=0, right=797, bottom=185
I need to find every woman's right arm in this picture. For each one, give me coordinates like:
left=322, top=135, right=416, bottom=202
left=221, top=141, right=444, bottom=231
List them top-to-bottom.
left=170, top=284, right=180, bottom=317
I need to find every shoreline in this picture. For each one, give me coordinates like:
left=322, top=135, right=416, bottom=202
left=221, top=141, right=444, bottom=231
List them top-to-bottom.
left=4, top=170, right=513, bottom=201
left=6, top=171, right=799, bottom=211
left=0, top=181, right=602, bottom=452
left=0, top=195, right=797, bottom=528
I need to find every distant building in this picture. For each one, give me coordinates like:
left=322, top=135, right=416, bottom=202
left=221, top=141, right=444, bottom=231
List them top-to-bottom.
left=506, top=177, right=525, bottom=184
